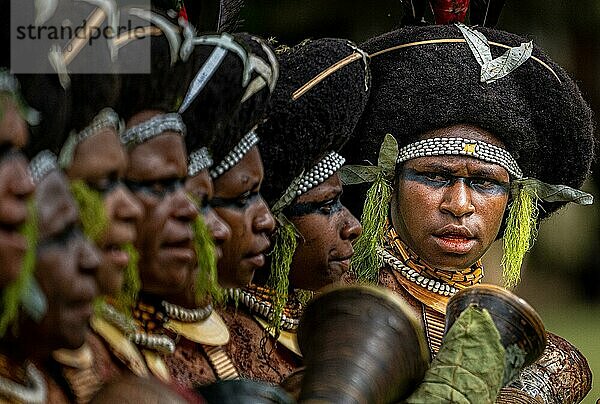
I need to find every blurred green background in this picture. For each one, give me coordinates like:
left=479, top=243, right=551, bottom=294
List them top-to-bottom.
left=240, top=1, right=600, bottom=402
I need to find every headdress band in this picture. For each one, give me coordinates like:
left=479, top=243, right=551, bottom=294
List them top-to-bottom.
left=368, top=26, right=560, bottom=83
left=292, top=42, right=369, bottom=101
left=58, top=108, right=121, bottom=168
left=120, top=113, right=185, bottom=148
left=210, top=130, right=259, bottom=179
left=397, top=137, right=523, bottom=179
left=188, top=147, right=213, bottom=177
left=29, top=150, right=58, bottom=185
left=272, top=151, right=346, bottom=214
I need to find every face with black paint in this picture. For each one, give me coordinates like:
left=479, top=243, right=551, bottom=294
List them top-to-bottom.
left=0, top=95, right=34, bottom=287
left=125, top=111, right=198, bottom=300
left=390, top=124, right=510, bottom=271
left=66, top=128, right=143, bottom=297
left=212, top=146, right=275, bottom=288
left=185, top=169, right=232, bottom=261
left=33, top=170, right=100, bottom=350
left=285, top=173, right=362, bottom=290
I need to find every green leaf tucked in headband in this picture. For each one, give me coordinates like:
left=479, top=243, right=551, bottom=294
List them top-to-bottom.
left=339, top=133, right=398, bottom=186
left=377, top=133, right=399, bottom=176
left=340, top=134, right=398, bottom=284
left=502, top=177, right=593, bottom=289
left=511, top=178, right=593, bottom=205
left=266, top=214, right=298, bottom=334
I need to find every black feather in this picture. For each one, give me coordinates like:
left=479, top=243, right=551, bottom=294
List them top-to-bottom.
left=217, top=0, right=245, bottom=33
left=400, top=0, right=428, bottom=26
left=470, top=0, right=506, bottom=27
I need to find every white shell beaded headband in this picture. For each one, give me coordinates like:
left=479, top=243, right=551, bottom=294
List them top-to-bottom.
left=178, top=33, right=251, bottom=114
left=0, top=70, right=40, bottom=126
left=58, top=108, right=121, bottom=168
left=120, top=113, right=186, bottom=148
left=210, top=130, right=259, bottom=179
left=397, top=137, right=523, bottom=179
left=188, top=147, right=213, bottom=177
left=29, top=150, right=58, bottom=185
left=272, top=151, right=346, bottom=215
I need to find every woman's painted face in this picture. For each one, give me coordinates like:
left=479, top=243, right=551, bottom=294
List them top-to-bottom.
left=0, top=96, right=34, bottom=287
left=125, top=111, right=198, bottom=300
left=391, top=124, right=510, bottom=271
left=66, top=128, right=143, bottom=297
left=212, top=146, right=275, bottom=288
left=185, top=169, right=232, bottom=261
left=34, top=170, right=101, bottom=350
left=285, top=173, right=362, bottom=291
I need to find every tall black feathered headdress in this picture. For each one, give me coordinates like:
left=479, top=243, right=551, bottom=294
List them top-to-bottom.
left=341, top=22, right=595, bottom=288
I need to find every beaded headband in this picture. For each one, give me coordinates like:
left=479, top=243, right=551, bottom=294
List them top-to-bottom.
left=179, top=33, right=251, bottom=114
left=0, top=70, right=40, bottom=126
left=58, top=108, right=121, bottom=168
left=120, top=113, right=186, bottom=148
left=210, top=130, right=259, bottom=179
left=397, top=137, right=523, bottom=179
left=188, top=147, right=214, bottom=177
left=29, top=150, right=58, bottom=185
left=272, top=151, right=346, bottom=214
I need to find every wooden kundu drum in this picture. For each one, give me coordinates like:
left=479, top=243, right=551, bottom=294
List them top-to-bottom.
left=445, top=284, right=547, bottom=385
left=297, top=285, right=430, bottom=404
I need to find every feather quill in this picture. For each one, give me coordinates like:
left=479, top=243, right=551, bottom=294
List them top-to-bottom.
left=470, top=0, right=506, bottom=27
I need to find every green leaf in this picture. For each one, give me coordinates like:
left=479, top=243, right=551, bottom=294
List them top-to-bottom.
left=377, top=133, right=399, bottom=175
left=339, top=165, right=380, bottom=185
left=513, top=178, right=594, bottom=205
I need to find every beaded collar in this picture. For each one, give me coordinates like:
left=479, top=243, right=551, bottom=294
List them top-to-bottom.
left=380, top=224, right=483, bottom=305
left=228, top=285, right=305, bottom=331
left=130, top=300, right=176, bottom=354
left=161, top=300, right=212, bottom=323
left=0, top=355, right=47, bottom=404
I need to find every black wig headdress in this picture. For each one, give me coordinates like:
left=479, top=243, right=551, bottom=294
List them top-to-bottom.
left=341, top=23, right=595, bottom=288
left=178, top=29, right=251, bottom=304
left=208, top=33, right=277, bottom=179
left=255, top=38, right=371, bottom=331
